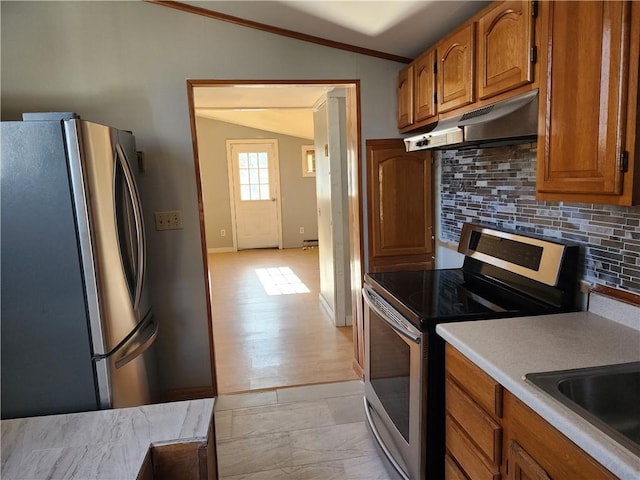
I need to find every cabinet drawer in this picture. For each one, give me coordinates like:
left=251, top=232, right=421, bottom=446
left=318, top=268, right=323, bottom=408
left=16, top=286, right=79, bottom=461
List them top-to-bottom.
left=446, top=345, right=503, bottom=417
left=446, top=378, right=502, bottom=464
left=446, top=415, right=501, bottom=480
left=445, top=454, right=470, bottom=480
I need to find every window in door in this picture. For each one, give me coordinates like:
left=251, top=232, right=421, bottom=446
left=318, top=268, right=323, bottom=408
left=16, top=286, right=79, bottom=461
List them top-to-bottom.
left=238, top=152, right=270, bottom=201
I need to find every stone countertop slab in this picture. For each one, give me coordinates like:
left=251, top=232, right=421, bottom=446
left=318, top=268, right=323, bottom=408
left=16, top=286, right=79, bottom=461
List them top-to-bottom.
left=436, top=312, right=640, bottom=480
left=1, top=398, right=215, bottom=480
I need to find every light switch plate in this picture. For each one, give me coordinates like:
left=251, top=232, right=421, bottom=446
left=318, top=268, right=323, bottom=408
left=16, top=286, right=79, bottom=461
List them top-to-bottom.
left=154, top=210, right=183, bottom=230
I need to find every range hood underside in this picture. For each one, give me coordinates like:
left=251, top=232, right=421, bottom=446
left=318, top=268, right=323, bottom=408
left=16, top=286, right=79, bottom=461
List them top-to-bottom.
left=404, top=89, right=539, bottom=151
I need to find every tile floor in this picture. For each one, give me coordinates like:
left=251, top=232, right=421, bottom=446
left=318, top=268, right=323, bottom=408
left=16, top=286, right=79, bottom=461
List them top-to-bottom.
left=215, top=380, right=394, bottom=479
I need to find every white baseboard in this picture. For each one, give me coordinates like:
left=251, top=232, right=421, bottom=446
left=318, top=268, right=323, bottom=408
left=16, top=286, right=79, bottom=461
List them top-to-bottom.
left=207, top=247, right=235, bottom=254
left=318, top=293, right=335, bottom=324
left=318, top=295, right=354, bottom=328
left=334, top=313, right=352, bottom=328
left=345, top=314, right=353, bottom=327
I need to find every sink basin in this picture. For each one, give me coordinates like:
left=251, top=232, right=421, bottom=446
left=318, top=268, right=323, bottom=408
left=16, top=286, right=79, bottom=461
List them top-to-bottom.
left=526, top=361, right=640, bottom=456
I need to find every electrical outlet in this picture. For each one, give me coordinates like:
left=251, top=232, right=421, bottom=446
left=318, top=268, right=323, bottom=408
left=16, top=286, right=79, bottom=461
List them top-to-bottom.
left=154, top=210, right=183, bottom=231
left=299, top=227, right=305, bottom=234
left=220, top=229, right=226, bottom=237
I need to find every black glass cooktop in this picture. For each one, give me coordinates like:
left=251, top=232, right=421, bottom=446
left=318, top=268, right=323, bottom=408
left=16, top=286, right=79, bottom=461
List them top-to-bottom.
left=365, top=268, right=556, bottom=330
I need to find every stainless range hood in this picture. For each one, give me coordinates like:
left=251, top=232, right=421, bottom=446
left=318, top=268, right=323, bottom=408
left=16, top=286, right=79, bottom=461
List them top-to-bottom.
left=404, top=89, right=538, bottom=151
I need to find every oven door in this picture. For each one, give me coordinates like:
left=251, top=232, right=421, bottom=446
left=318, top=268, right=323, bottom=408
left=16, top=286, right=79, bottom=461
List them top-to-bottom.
left=363, top=285, right=425, bottom=480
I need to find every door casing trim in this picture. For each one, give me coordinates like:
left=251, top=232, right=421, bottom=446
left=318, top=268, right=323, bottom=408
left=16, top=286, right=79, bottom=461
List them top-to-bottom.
left=186, top=79, right=364, bottom=395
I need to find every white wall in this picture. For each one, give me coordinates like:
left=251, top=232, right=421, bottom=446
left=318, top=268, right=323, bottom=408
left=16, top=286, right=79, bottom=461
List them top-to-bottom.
left=1, top=1, right=402, bottom=391
left=326, top=90, right=352, bottom=326
left=313, top=91, right=352, bottom=327
left=313, top=102, right=335, bottom=315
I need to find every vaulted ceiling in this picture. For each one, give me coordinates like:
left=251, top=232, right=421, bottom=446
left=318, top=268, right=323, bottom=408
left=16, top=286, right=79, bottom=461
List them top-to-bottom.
left=158, top=1, right=489, bottom=138
left=178, top=1, right=490, bottom=59
left=193, top=84, right=332, bottom=140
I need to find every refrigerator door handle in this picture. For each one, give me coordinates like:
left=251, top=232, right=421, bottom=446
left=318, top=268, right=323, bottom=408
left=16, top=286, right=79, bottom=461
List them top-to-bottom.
left=115, top=143, right=145, bottom=312
left=114, top=314, right=158, bottom=369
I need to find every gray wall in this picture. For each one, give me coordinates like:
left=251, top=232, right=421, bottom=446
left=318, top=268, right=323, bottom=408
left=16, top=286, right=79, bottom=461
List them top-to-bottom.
left=1, top=1, right=402, bottom=391
left=195, top=116, right=318, bottom=250
left=437, top=144, right=640, bottom=295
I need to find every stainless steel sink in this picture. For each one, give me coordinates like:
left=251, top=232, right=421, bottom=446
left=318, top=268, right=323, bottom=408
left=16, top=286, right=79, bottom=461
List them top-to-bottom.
left=525, top=361, right=640, bottom=456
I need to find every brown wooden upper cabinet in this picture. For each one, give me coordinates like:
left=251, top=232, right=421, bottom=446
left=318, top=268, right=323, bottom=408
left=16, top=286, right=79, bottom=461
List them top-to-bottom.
left=397, top=0, right=538, bottom=132
left=477, top=0, right=535, bottom=100
left=536, top=0, right=640, bottom=206
left=437, top=23, right=476, bottom=114
left=414, top=47, right=438, bottom=124
left=397, top=64, right=414, bottom=129
left=366, top=139, right=434, bottom=273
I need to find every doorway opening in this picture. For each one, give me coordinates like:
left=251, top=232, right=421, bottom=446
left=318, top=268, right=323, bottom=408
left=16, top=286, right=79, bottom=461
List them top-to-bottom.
left=186, top=80, right=364, bottom=395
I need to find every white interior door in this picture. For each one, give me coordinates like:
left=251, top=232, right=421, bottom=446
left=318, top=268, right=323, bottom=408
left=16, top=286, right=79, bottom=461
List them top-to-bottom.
left=227, top=140, right=281, bottom=250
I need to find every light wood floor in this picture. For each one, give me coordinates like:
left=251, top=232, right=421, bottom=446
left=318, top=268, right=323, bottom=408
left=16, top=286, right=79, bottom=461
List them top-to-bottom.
left=208, top=248, right=359, bottom=394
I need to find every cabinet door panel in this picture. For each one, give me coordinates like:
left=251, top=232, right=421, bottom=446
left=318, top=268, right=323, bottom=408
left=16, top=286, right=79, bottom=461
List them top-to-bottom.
left=478, top=0, right=534, bottom=99
left=537, top=0, right=630, bottom=196
left=438, top=23, right=475, bottom=113
left=415, top=48, right=438, bottom=123
left=397, top=65, right=414, bottom=128
left=366, top=139, right=434, bottom=273
left=504, top=392, right=617, bottom=479
left=508, top=441, right=550, bottom=480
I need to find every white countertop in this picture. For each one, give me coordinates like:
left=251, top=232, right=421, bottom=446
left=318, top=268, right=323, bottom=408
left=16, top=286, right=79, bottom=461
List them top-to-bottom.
left=436, top=307, right=640, bottom=480
left=1, top=398, right=215, bottom=480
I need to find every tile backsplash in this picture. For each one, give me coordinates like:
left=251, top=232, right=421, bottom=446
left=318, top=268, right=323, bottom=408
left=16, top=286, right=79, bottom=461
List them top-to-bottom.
left=437, top=144, right=640, bottom=294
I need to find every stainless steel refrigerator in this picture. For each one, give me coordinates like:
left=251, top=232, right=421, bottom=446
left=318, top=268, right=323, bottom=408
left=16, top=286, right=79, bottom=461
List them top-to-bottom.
left=1, top=113, right=158, bottom=419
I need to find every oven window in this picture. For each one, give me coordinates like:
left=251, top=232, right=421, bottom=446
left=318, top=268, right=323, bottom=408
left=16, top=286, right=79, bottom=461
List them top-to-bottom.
left=370, top=312, right=411, bottom=442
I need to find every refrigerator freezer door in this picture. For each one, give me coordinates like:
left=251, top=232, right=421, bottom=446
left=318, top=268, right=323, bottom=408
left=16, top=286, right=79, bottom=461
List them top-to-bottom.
left=1, top=121, right=98, bottom=419
left=95, top=312, right=158, bottom=408
left=114, top=312, right=158, bottom=369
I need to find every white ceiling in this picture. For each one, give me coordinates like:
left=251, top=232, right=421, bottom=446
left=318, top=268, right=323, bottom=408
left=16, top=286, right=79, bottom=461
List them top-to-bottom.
left=188, top=1, right=489, bottom=138
left=194, top=85, right=333, bottom=139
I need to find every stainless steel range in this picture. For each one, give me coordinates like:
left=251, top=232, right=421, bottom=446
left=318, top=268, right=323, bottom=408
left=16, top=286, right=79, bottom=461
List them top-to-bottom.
left=363, top=223, right=580, bottom=480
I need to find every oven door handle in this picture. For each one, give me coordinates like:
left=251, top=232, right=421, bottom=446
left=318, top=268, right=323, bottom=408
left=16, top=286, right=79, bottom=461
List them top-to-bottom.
left=363, top=286, right=421, bottom=344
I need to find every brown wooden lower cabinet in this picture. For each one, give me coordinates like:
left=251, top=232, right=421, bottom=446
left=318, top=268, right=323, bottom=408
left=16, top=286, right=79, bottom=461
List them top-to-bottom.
left=444, top=344, right=617, bottom=480
left=445, top=345, right=503, bottom=480
left=136, top=418, right=218, bottom=480
left=136, top=451, right=154, bottom=480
